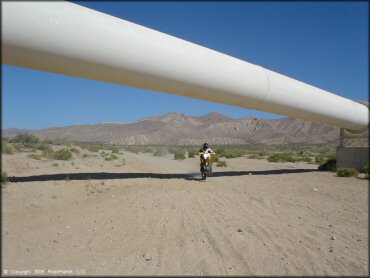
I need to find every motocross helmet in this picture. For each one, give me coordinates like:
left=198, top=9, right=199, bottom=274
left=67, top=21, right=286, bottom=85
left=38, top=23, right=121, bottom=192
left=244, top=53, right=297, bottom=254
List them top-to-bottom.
left=203, top=143, right=209, bottom=149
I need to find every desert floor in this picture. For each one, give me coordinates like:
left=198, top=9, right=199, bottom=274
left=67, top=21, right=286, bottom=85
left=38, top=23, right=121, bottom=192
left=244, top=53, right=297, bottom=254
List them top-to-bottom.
left=2, top=151, right=368, bottom=276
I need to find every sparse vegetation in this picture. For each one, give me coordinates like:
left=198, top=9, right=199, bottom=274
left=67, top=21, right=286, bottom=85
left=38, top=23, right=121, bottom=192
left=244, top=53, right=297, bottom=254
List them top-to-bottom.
left=12, top=133, right=40, bottom=147
left=2, top=139, right=14, bottom=154
left=41, top=146, right=54, bottom=159
left=111, top=146, right=120, bottom=154
left=126, top=146, right=142, bottom=154
left=70, top=147, right=81, bottom=154
left=153, top=148, right=168, bottom=157
left=53, top=149, right=73, bottom=160
left=217, top=149, right=246, bottom=159
left=174, top=150, right=186, bottom=160
left=187, top=150, right=196, bottom=158
left=28, top=153, right=42, bottom=160
left=267, top=153, right=296, bottom=163
left=314, top=153, right=335, bottom=165
left=105, top=154, right=118, bottom=161
left=318, top=158, right=336, bottom=172
left=216, top=160, right=227, bottom=167
left=51, top=163, right=59, bottom=167
left=363, top=163, right=370, bottom=179
left=337, top=168, right=357, bottom=177
left=1, top=171, right=9, bottom=184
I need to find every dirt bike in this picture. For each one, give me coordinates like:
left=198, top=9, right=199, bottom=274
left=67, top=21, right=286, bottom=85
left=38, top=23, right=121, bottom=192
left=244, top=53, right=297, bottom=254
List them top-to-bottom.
left=197, top=151, right=216, bottom=180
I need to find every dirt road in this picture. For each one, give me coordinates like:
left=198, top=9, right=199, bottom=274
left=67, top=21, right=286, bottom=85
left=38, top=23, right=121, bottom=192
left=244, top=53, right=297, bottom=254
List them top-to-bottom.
left=2, top=151, right=368, bottom=275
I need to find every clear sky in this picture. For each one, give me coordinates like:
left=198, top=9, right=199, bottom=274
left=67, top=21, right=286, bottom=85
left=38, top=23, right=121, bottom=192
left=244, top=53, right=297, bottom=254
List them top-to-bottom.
left=2, top=1, right=368, bottom=129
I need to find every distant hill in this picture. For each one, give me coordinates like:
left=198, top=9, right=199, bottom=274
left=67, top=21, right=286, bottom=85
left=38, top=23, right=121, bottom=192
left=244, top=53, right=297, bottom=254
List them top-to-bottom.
left=3, top=112, right=350, bottom=146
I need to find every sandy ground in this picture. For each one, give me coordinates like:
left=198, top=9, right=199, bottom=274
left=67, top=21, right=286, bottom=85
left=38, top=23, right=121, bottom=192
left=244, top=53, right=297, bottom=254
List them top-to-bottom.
left=1, top=150, right=369, bottom=276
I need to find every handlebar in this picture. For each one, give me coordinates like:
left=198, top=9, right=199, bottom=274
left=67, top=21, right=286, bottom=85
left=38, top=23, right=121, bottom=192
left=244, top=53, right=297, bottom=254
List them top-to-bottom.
left=197, top=152, right=216, bottom=155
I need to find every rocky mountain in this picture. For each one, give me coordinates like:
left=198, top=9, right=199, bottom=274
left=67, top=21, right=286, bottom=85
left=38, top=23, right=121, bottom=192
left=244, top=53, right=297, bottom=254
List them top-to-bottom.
left=3, top=112, right=345, bottom=145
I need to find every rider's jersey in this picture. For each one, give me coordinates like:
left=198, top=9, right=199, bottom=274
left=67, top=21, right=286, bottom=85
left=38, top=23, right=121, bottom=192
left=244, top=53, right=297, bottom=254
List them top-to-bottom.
left=199, top=147, right=213, bottom=154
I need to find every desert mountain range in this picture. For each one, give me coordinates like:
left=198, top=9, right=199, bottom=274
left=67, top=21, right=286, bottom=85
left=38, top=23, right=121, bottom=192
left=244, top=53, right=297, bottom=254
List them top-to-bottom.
left=3, top=112, right=346, bottom=145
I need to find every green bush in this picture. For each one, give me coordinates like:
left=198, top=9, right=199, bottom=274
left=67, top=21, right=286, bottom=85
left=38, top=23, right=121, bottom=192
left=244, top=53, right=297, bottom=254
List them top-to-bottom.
left=12, top=133, right=40, bottom=147
left=54, top=138, right=72, bottom=146
left=2, top=140, right=14, bottom=154
left=86, top=144, right=102, bottom=152
left=110, top=146, right=120, bottom=154
left=126, top=146, right=141, bottom=154
left=42, top=147, right=55, bottom=159
left=70, top=147, right=81, bottom=154
left=153, top=148, right=168, bottom=157
left=53, top=149, right=73, bottom=160
left=218, top=149, right=245, bottom=159
left=188, top=150, right=196, bottom=158
left=174, top=151, right=186, bottom=160
left=28, top=153, right=42, bottom=160
left=82, top=153, right=89, bottom=158
left=268, top=153, right=296, bottom=163
left=315, top=153, right=335, bottom=165
left=105, top=154, right=118, bottom=161
left=248, top=154, right=260, bottom=159
left=212, top=156, right=219, bottom=163
left=295, top=156, right=313, bottom=163
left=318, top=158, right=336, bottom=172
left=216, top=160, right=227, bottom=167
left=362, top=163, right=370, bottom=175
left=337, top=168, right=357, bottom=177
left=1, top=171, right=8, bottom=184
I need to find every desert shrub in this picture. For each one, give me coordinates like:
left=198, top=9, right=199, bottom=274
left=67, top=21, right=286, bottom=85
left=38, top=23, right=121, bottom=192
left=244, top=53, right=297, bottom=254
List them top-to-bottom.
left=12, top=133, right=40, bottom=147
left=55, top=138, right=72, bottom=146
left=2, top=140, right=14, bottom=154
left=36, top=140, right=51, bottom=151
left=86, top=144, right=102, bottom=152
left=110, top=146, right=120, bottom=154
left=126, top=146, right=142, bottom=154
left=42, top=147, right=54, bottom=159
left=70, top=147, right=81, bottom=154
left=142, top=147, right=154, bottom=153
left=153, top=148, right=168, bottom=157
left=53, top=149, right=73, bottom=160
left=174, top=150, right=186, bottom=160
left=188, top=150, right=196, bottom=158
left=218, top=150, right=244, bottom=159
left=28, top=153, right=42, bottom=160
left=82, top=153, right=89, bottom=158
left=268, top=153, right=296, bottom=163
left=315, top=153, right=335, bottom=165
left=105, top=154, right=118, bottom=161
left=248, top=154, right=260, bottom=159
left=212, top=156, right=219, bottom=163
left=295, top=156, right=313, bottom=163
left=122, top=158, right=126, bottom=165
left=318, top=158, right=336, bottom=172
left=216, top=160, right=227, bottom=167
left=51, top=162, right=58, bottom=167
left=362, top=163, right=370, bottom=175
left=337, top=168, right=357, bottom=177
left=1, top=171, right=8, bottom=184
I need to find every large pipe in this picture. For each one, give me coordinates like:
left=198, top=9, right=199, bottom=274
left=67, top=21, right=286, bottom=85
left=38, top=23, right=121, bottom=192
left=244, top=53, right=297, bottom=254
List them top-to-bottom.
left=2, top=1, right=369, bottom=131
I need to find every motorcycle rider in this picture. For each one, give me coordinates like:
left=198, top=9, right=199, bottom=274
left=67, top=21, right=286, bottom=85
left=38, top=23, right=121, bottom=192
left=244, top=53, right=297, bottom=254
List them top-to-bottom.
left=198, top=143, right=214, bottom=171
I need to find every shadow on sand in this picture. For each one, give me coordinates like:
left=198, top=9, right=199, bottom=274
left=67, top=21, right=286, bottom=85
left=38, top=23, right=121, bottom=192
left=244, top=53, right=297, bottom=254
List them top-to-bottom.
left=7, top=169, right=317, bottom=183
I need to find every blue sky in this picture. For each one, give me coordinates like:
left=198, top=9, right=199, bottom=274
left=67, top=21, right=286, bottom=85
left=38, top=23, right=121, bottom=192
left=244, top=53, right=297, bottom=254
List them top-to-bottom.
left=2, top=1, right=368, bottom=129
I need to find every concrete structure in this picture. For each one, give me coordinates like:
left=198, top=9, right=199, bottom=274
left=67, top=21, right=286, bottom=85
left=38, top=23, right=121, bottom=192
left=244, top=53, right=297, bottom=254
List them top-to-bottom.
left=336, top=147, right=369, bottom=171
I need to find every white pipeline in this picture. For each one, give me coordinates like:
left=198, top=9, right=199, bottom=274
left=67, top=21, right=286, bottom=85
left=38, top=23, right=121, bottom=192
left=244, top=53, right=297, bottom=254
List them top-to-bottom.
left=2, top=1, right=369, bottom=131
